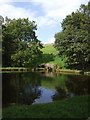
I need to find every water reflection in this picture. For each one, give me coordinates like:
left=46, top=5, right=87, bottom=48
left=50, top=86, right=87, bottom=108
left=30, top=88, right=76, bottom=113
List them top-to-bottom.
left=2, top=72, right=90, bottom=107
left=2, top=72, right=42, bottom=107
left=2, top=74, right=16, bottom=107
left=52, top=74, right=89, bottom=101
left=65, top=75, right=89, bottom=95
left=18, top=84, right=41, bottom=105
left=33, top=87, right=56, bottom=104
left=52, top=87, right=69, bottom=101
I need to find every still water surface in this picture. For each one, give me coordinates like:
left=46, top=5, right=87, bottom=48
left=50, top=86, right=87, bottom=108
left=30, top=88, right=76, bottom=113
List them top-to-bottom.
left=2, top=72, right=89, bottom=107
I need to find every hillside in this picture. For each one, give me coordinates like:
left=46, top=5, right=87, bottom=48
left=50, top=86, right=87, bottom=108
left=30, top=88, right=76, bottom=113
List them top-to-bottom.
left=42, top=44, right=67, bottom=68
left=42, top=44, right=58, bottom=55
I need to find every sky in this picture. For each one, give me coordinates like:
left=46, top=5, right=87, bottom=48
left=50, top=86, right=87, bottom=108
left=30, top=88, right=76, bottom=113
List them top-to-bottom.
left=0, top=0, right=89, bottom=44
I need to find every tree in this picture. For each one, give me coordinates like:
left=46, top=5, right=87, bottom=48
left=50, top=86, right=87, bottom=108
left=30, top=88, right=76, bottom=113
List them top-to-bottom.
left=54, top=2, right=90, bottom=70
left=2, top=18, right=43, bottom=67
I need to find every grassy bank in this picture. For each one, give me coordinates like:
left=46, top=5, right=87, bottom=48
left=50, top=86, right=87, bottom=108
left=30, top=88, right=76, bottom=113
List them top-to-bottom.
left=42, top=43, right=58, bottom=55
left=42, top=44, right=67, bottom=68
left=0, top=67, right=31, bottom=73
left=3, top=95, right=90, bottom=119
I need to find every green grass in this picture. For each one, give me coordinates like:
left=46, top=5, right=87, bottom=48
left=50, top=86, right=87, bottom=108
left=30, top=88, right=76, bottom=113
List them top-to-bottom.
left=42, top=43, right=58, bottom=55
left=42, top=44, right=67, bottom=68
left=3, top=95, right=90, bottom=119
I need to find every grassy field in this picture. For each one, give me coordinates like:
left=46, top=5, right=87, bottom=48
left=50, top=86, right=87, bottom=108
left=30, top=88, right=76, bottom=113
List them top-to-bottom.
left=42, top=43, right=58, bottom=55
left=42, top=44, right=67, bottom=68
left=3, top=95, right=90, bottom=119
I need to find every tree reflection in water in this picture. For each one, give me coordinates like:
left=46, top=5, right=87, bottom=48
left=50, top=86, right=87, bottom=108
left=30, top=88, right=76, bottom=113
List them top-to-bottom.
left=2, top=72, right=90, bottom=107
left=3, top=72, right=42, bottom=106
left=2, top=73, right=17, bottom=107
left=17, top=73, right=42, bottom=105
left=52, top=74, right=89, bottom=101
left=65, top=75, right=89, bottom=96
left=18, top=84, right=41, bottom=105
left=52, top=87, right=68, bottom=100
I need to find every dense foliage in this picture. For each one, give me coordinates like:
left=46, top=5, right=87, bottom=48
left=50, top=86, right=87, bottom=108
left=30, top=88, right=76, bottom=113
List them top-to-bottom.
left=54, top=2, right=90, bottom=70
left=2, top=18, right=43, bottom=67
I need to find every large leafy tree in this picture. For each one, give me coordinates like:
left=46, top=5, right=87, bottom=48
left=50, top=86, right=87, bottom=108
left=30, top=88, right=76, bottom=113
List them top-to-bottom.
left=54, top=2, right=90, bottom=70
left=2, top=18, right=43, bottom=67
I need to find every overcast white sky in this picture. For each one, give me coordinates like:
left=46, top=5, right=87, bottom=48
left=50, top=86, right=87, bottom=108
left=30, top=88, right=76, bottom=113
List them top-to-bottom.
left=0, top=0, right=89, bottom=44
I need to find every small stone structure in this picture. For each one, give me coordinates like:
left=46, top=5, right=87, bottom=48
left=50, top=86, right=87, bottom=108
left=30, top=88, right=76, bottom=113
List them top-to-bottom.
left=38, top=63, right=55, bottom=72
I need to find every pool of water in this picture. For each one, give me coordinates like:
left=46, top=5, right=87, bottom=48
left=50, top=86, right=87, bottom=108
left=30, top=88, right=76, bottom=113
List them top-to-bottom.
left=2, top=72, right=90, bottom=107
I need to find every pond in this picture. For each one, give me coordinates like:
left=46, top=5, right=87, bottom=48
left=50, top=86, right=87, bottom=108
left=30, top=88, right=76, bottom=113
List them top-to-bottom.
left=2, top=72, right=90, bottom=107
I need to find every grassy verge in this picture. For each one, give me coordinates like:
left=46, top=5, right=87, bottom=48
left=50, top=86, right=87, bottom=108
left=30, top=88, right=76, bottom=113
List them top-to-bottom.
left=3, top=95, right=90, bottom=119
